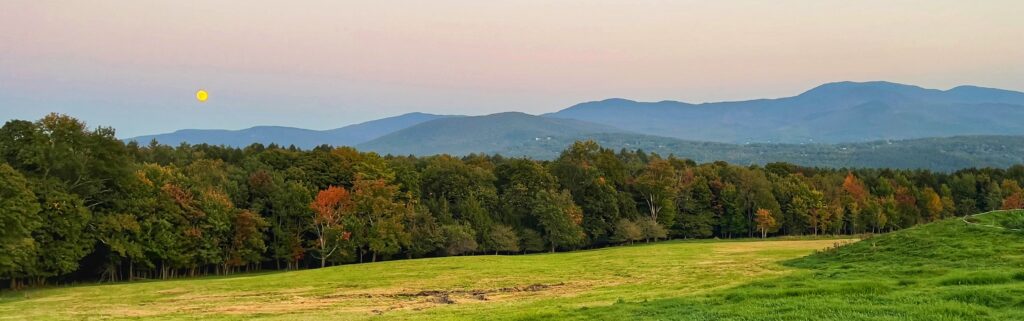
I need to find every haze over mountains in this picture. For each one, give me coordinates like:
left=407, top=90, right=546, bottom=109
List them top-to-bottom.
left=127, top=81, right=1024, bottom=170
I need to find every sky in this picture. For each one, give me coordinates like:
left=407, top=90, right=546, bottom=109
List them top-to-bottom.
left=2, top=1, right=1023, bottom=138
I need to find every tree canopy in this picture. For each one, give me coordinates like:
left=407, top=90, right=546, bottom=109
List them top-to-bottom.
left=3, top=114, right=1024, bottom=288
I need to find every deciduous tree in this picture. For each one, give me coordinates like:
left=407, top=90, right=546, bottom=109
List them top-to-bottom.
left=310, top=186, right=353, bottom=267
left=754, top=208, right=778, bottom=238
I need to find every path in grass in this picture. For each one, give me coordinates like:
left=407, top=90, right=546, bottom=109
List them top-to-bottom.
left=963, top=210, right=1024, bottom=231
left=0, top=239, right=844, bottom=320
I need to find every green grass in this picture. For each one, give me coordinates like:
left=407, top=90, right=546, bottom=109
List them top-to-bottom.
left=566, top=210, right=1024, bottom=320
left=965, top=210, right=1024, bottom=230
left=2, top=211, right=1022, bottom=320
left=0, top=238, right=842, bottom=320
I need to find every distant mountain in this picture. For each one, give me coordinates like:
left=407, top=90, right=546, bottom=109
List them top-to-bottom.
left=125, top=81, right=1024, bottom=170
left=546, top=81, right=1024, bottom=143
left=128, top=112, right=452, bottom=148
left=357, top=112, right=626, bottom=156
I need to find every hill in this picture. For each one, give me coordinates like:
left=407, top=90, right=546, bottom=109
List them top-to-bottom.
left=547, top=81, right=1024, bottom=143
left=127, top=112, right=452, bottom=148
left=356, top=112, right=627, bottom=155
left=573, top=210, right=1024, bottom=320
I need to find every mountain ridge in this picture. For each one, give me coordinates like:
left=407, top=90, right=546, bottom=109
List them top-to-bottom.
left=547, top=81, right=1024, bottom=143
left=128, top=112, right=454, bottom=148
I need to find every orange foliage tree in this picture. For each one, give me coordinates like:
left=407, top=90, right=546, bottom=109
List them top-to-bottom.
left=310, top=186, right=353, bottom=267
left=754, top=208, right=779, bottom=238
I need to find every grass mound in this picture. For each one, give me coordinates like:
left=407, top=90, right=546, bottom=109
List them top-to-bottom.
left=569, top=211, right=1024, bottom=321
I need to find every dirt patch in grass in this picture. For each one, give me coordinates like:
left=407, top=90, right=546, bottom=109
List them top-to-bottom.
left=201, top=282, right=575, bottom=316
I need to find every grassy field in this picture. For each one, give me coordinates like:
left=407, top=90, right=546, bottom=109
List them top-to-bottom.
left=2, top=211, right=1022, bottom=320
left=0, top=238, right=843, bottom=320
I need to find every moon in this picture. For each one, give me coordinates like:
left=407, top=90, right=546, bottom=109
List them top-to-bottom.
left=196, top=89, right=209, bottom=102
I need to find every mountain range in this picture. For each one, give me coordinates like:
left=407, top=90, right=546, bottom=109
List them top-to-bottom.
left=127, top=81, right=1024, bottom=170
left=546, top=81, right=1024, bottom=143
left=130, top=112, right=452, bottom=149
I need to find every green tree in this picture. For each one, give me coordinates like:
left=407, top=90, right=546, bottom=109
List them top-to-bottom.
left=550, top=141, right=623, bottom=243
left=634, top=158, right=679, bottom=227
left=0, top=164, right=41, bottom=288
left=675, top=173, right=715, bottom=238
left=351, top=178, right=413, bottom=262
left=26, top=185, right=93, bottom=284
left=792, top=186, right=826, bottom=235
left=533, top=189, right=585, bottom=252
left=441, top=224, right=478, bottom=256
left=485, top=225, right=520, bottom=254
left=518, top=228, right=546, bottom=253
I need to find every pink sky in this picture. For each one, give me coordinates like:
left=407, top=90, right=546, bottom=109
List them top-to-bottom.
left=2, top=0, right=1023, bottom=137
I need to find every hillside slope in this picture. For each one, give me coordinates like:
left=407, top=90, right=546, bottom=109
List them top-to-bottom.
left=547, top=81, right=1024, bottom=143
left=573, top=211, right=1024, bottom=320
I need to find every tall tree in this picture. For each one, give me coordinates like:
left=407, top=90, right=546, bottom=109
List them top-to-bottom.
left=633, top=158, right=679, bottom=226
left=0, top=164, right=41, bottom=288
left=351, top=178, right=412, bottom=262
left=25, top=184, right=93, bottom=284
left=309, top=186, right=353, bottom=268
left=532, top=189, right=585, bottom=252
left=224, top=210, right=268, bottom=272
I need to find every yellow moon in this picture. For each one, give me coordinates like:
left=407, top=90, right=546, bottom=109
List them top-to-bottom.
left=196, top=90, right=209, bottom=102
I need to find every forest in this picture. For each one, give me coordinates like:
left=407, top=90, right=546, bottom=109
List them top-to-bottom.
left=3, top=113, right=1024, bottom=289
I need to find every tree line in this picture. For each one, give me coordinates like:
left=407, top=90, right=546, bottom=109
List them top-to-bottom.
left=3, top=114, right=1024, bottom=289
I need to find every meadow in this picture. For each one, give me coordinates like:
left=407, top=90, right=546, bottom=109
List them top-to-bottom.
left=2, top=211, right=1023, bottom=320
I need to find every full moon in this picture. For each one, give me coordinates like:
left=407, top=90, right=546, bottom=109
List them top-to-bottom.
left=196, top=89, right=209, bottom=102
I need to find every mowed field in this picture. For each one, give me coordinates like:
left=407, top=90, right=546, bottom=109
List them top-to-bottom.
left=3, top=211, right=1024, bottom=321
left=0, top=238, right=842, bottom=320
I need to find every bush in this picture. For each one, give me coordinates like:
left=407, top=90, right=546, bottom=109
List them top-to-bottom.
left=638, top=218, right=667, bottom=242
left=612, top=219, right=642, bottom=244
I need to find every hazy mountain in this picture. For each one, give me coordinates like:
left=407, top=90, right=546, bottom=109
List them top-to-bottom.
left=125, top=81, right=1024, bottom=170
left=546, top=81, right=1024, bottom=143
left=128, top=112, right=452, bottom=148
left=357, top=112, right=626, bottom=155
